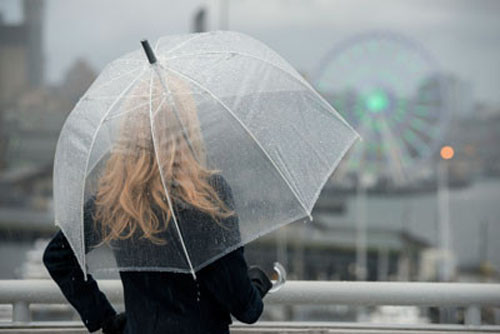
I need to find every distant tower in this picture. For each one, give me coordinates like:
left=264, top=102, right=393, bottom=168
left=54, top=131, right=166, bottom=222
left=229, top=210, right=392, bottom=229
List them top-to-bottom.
left=0, top=0, right=44, bottom=169
left=23, top=0, right=44, bottom=87
left=192, top=7, right=207, bottom=33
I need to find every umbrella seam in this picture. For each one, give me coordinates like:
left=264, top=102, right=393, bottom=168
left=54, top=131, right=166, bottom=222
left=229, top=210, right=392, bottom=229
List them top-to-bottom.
left=155, top=32, right=207, bottom=55
left=162, top=50, right=357, bottom=135
left=165, top=51, right=301, bottom=81
left=159, top=63, right=311, bottom=219
left=79, top=66, right=147, bottom=279
left=89, top=66, right=145, bottom=95
left=147, top=67, right=197, bottom=279
left=103, top=94, right=164, bottom=122
left=85, top=95, right=169, bottom=180
left=308, top=134, right=360, bottom=223
left=192, top=211, right=310, bottom=272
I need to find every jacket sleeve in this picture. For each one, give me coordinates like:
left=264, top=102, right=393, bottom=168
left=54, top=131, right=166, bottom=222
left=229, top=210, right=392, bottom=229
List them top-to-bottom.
left=198, top=175, right=264, bottom=323
left=42, top=199, right=116, bottom=333
left=198, top=247, right=264, bottom=324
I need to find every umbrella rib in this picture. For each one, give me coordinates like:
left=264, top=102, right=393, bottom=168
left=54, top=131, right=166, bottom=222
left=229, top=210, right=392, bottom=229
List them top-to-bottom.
left=155, top=33, right=206, bottom=55
left=164, top=50, right=357, bottom=135
left=166, top=51, right=300, bottom=79
left=159, top=64, right=311, bottom=219
left=62, top=66, right=144, bottom=117
left=79, top=66, right=147, bottom=279
left=88, top=66, right=145, bottom=95
left=147, top=69, right=198, bottom=279
left=86, top=94, right=169, bottom=180
left=152, top=94, right=168, bottom=118
left=103, top=95, right=163, bottom=122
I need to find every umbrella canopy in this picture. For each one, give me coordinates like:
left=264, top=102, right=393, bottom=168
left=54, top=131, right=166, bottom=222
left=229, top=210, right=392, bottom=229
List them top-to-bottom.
left=53, top=31, right=359, bottom=278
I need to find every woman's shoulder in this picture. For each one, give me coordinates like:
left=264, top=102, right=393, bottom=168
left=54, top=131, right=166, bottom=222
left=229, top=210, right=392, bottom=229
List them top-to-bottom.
left=207, top=173, right=234, bottom=200
left=207, top=173, right=230, bottom=189
left=198, top=246, right=245, bottom=275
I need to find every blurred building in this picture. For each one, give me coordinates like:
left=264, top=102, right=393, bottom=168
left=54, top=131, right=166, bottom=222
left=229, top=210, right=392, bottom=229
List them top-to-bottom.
left=0, top=0, right=45, bottom=169
left=0, top=0, right=44, bottom=99
left=0, top=0, right=94, bottom=250
left=1, top=57, right=95, bottom=170
left=61, top=58, right=97, bottom=104
left=417, top=73, right=474, bottom=118
left=2, top=86, right=72, bottom=169
left=446, top=106, right=500, bottom=178
left=246, top=191, right=431, bottom=282
left=247, top=222, right=428, bottom=282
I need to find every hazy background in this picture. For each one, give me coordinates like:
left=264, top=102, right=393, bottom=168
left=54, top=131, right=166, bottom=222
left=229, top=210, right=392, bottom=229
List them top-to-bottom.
left=1, top=0, right=499, bottom=325
left=1, top=0, right=499, bottom=104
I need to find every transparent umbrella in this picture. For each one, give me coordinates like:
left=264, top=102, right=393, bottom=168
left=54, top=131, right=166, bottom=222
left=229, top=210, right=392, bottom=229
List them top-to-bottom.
left=53, top=31, right=359, bottom=282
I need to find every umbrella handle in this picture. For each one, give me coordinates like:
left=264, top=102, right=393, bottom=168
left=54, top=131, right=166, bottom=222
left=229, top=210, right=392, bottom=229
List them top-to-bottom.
left=141, top=39, right=157, bottom=64
left=268, top=262, right=286, bottom=293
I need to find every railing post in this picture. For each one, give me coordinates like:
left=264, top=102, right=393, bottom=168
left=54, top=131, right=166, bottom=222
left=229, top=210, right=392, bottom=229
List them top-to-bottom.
left=12, top=301, right=30, bottom=322
left=465, top=304, right=481, bottom=327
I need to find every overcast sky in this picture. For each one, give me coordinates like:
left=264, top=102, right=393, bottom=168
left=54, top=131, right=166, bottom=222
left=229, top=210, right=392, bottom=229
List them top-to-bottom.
left=1, top=0, right=500, bottom=104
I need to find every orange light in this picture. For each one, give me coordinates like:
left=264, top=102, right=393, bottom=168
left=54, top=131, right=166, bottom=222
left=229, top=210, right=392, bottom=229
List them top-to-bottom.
left=440, top=145, right=454, bottom=160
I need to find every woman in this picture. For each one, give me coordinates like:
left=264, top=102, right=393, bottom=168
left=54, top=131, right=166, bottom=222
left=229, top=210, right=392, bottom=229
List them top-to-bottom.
left=43, top=74, right=272, bottom=333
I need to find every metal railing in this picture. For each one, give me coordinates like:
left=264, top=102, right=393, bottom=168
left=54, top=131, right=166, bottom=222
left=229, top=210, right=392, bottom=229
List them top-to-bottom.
left=0, top=280, right=499, bottom=328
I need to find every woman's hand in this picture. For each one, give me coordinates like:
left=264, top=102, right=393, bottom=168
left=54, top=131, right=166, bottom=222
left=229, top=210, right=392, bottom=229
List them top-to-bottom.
left=247, top=266, right=272, bottom=298
left=102, top=312, right=127, bottom=334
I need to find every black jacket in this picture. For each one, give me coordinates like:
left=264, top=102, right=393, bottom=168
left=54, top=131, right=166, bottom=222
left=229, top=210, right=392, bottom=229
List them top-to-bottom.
left=43, top=176, right=264, bottom=334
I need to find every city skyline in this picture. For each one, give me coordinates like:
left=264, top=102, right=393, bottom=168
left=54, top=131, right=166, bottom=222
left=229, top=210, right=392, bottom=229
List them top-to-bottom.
left=0, top=0, right=499, bottom=105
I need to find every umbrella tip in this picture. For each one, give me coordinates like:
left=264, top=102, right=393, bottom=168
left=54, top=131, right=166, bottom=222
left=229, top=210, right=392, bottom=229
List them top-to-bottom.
left=141, top=39, right=157, bottom=65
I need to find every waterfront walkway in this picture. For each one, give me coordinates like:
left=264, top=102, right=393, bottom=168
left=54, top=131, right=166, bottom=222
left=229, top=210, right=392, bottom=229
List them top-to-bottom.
left=0, top=280, right=499, bottom=333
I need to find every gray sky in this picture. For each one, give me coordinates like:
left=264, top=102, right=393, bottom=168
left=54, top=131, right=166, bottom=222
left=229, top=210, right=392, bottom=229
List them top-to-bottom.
left=2, top=0, right=500, bottom=104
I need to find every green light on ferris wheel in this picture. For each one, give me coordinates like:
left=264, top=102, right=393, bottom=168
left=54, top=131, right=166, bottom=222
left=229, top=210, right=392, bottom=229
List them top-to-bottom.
left=365, top=90, right=389, bottom=113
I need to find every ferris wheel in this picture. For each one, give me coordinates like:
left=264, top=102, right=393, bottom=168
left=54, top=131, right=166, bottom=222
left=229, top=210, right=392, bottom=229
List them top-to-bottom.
left=313, top=32, right=450, bottom=185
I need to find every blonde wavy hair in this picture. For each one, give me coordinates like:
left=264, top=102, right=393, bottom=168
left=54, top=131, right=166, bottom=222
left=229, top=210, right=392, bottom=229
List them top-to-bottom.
left=94, top=72, right=233, bottom=245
